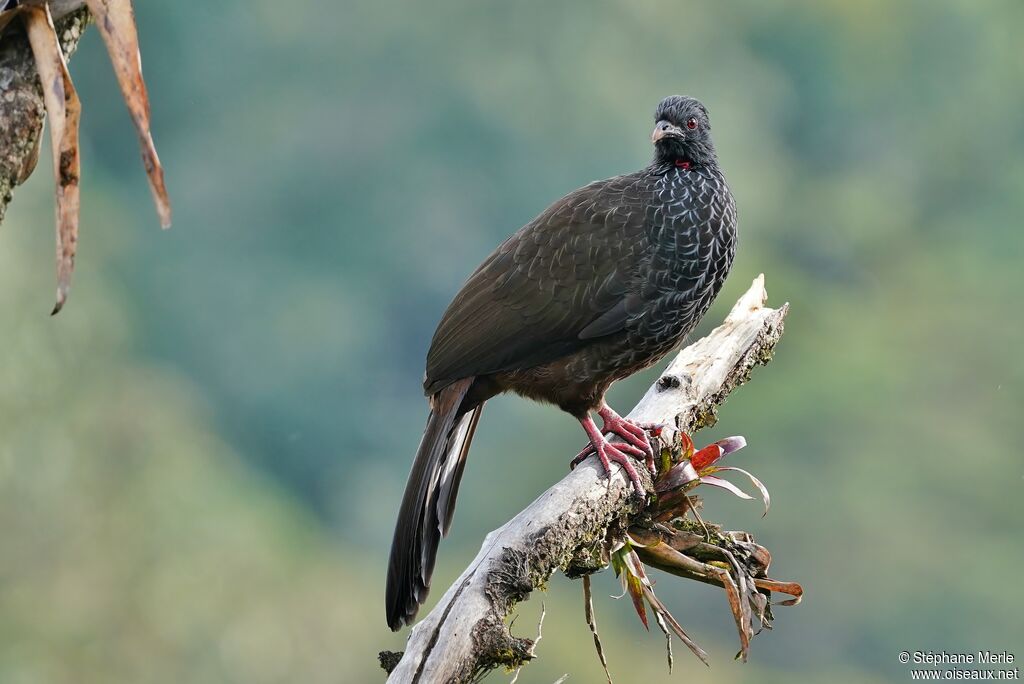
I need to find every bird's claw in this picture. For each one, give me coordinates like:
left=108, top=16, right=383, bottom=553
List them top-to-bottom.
left=597, top=405, right=658, bottom=474
left=573, top=407, right=663, bottom=494
left=589, top=435, right=647, bottom=494
left=570, top=438, right=646, bottom=469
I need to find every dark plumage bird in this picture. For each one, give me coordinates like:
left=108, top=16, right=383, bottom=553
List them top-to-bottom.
left=386, top=95, right=738, bottom=631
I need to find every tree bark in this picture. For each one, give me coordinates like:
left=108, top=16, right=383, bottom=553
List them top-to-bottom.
left=0, top=3, right=89, bottom=225
left=383, top=274, right=789, bottom=683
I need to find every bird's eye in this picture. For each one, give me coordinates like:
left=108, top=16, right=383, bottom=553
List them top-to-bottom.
left=686, top=117, right=699, bottom=130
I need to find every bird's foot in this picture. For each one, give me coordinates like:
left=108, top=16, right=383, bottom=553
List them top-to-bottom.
left=569, top=405, right=662, bottom=475
left=596, top=405, right=659, bottom=473
left=572, top=414, right=653, bottom=494
left=569, top=438, right=646, bottom=469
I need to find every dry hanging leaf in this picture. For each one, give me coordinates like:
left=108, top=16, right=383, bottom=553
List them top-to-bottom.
left=2, top=0, right=172, bottom=312
left=84, top=0, right=171, bottom=227
left=23, top=3, right=81, bottom=314
left=582, top=575, right=613, bottom=684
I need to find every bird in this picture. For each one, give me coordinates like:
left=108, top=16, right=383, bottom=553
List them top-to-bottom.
left=386, top=95, right=738, bottom=631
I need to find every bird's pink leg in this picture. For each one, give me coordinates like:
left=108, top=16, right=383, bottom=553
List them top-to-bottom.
left=570, top=404, right=660, bottom=475
left=572, top=414, right=647, bottom=494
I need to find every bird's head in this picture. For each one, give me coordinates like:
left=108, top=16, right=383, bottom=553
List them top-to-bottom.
left=651, top=95, right=717, bottom=169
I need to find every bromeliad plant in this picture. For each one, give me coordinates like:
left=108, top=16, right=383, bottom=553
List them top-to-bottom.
left=584, top=428, right=803, bottom=681
left=655, top=432, right=769, bottom=517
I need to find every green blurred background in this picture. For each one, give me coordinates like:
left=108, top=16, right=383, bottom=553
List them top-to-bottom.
left=1, top=1, right=1021, bottom=682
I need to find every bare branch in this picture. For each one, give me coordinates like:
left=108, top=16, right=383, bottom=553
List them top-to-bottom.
left=384, top=274, right=789, bottom=683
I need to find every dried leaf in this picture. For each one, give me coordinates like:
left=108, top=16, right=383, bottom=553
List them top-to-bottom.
left=84, top=0, right=171, bottom=227
left=24, top=3, right=81, bottom=314
left=711, top=466, right=771, bottom=516
left=698, top=474, right=755, bottom=501
left=636, top=538, right=753, bottom=660
left=634, top=539, right=706, bottom=575
left=612, top=543, right=709, bottom=665
left=716, top=547, right=754, bottom=661
left=723, top=572, right=751, bottom=659
left=582, top=575, right=613, bottom=684
left=752, top=577, right=804, bottom=606
left=641, top=584, right=709, bottom=666
left=749, top=589, right=769, bottom=627
left=652, top=609, right=674, bottom=674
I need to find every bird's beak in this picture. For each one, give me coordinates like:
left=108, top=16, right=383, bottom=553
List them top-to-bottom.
left=652, top=120, right=683, bottom=143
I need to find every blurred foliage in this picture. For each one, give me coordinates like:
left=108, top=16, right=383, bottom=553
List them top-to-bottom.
left=1, top=0, right=1022, bottom=681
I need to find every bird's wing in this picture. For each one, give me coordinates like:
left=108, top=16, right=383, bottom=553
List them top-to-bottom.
left=425, top=173, right=653, bottom=394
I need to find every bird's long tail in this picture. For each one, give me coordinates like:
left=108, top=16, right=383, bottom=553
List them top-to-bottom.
left=386, top=377, right=482, bottom=631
